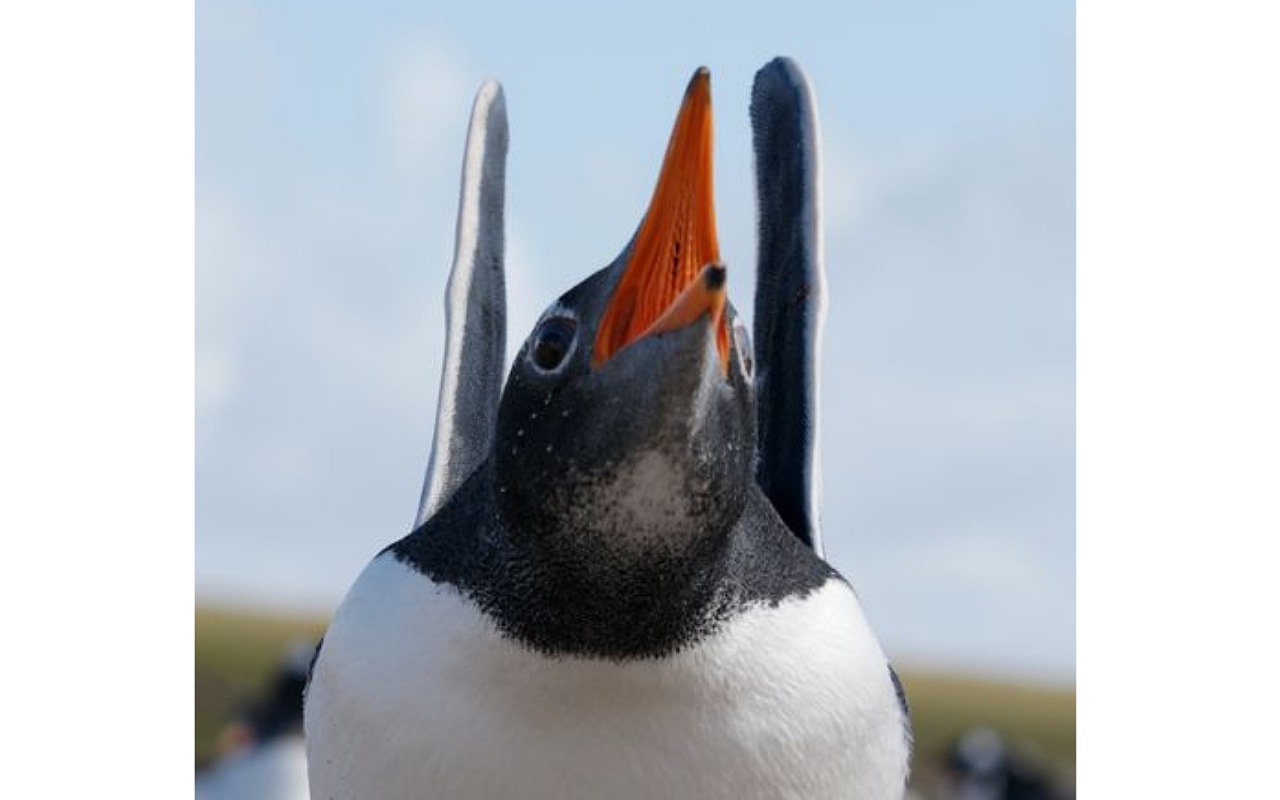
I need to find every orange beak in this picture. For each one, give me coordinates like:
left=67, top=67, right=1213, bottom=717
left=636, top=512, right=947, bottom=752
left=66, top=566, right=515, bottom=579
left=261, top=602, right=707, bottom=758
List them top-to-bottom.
left=592, top=68, right=730, bottom=374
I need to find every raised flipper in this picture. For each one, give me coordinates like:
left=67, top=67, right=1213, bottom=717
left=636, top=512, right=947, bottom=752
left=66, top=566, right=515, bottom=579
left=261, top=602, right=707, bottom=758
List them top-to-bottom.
left=749, top=57, right=827, bottom=556
left=415, top=81, right=509, bottom=528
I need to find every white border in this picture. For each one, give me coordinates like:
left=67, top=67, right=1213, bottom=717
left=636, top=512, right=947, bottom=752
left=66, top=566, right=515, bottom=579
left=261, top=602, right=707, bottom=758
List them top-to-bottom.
left=1080, top=1, right=1280, bottom=794
left=1, top=2, right=192, bottom=794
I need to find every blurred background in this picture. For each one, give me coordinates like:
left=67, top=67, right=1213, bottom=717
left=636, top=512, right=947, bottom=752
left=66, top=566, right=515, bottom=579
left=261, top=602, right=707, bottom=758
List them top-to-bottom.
left=196, top=1, right=1074, bottom=796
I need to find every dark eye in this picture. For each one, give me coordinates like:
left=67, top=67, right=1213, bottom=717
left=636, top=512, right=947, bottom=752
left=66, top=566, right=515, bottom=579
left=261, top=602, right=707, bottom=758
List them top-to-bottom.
left=531, top=316, right=578, bottom=372
left=733, top=320, right=753, bottom=376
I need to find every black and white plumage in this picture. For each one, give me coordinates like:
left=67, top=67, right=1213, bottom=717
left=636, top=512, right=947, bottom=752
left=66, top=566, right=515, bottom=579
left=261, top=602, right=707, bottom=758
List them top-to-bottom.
left=305, top=61, right=911, bottom=799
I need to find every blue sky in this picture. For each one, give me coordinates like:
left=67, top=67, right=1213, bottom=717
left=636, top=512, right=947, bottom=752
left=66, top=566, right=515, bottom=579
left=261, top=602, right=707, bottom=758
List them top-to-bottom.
left=196, top=0, right=1075, bottom=681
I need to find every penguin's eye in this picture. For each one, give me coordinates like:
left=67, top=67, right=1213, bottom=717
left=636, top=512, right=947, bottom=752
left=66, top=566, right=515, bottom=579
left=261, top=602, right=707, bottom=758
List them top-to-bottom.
left=531, top=316, right=578, bottom=372
left=733, top=321, right=753, bottom=377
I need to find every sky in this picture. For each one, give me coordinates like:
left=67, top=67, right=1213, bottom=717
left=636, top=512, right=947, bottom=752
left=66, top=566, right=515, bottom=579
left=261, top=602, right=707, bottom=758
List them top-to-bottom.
left=196, top=0, right=1075, bottom=682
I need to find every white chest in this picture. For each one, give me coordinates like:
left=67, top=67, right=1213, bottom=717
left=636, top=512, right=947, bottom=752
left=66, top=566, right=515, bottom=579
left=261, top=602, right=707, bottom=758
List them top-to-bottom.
left=306, top=553, right=909, bottom=799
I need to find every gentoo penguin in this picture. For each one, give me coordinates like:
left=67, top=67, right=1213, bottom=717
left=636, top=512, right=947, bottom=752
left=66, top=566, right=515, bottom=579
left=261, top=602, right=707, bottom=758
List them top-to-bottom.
left=306, top=61, right=912, bottom=799
left=195, top=642, right=314, bottom=800
left=943, top=727, right=1062, bottom=800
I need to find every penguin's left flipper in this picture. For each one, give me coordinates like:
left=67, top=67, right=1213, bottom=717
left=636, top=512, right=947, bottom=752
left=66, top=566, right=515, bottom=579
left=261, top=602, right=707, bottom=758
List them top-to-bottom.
left=749, top=57, right=826, bottom=557
left=415, top=81, right=510, bottom=528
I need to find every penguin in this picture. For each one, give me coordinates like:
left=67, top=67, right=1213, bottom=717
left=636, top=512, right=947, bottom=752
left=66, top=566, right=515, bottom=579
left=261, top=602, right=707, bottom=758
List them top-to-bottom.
left=305, top=61, right=912, bottom=799
left=195, top=642, right=314, bottom=800
left=943, top=727, right=1063, bottom=800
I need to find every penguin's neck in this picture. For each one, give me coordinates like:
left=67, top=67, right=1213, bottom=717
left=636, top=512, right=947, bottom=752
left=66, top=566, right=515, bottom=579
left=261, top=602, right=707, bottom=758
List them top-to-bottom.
left=390, top=460, right=835, bottom=660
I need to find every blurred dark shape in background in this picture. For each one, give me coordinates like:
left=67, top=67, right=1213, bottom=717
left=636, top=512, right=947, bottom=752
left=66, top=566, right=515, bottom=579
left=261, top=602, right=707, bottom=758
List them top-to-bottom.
left=195, top=640, right=315, bottom=800
left=939, top=726, right=1072, bottom=800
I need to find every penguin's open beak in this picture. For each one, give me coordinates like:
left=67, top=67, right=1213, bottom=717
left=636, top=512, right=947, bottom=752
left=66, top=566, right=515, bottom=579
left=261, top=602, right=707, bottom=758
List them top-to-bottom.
left=593, top=68, right=730, bottom=375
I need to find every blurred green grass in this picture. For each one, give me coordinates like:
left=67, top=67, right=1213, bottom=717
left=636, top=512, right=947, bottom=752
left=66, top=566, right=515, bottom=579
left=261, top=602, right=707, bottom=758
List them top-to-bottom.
left=196, top=605, right=1074, bottom=791
left=195, top=607, right=326, bottom=769
left=897, top=669, right=1075, bottom=794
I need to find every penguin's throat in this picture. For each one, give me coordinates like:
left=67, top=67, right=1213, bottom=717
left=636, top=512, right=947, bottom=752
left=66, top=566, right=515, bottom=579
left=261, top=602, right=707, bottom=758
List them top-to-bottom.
left=524, top=449, right=729, bottom=544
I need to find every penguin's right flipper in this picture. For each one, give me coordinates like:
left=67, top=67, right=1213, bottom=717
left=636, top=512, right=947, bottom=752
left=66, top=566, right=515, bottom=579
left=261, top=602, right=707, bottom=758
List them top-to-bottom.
left=749, top=57, right=826, bottom=557
left=415, top=81, right=509, bottom=528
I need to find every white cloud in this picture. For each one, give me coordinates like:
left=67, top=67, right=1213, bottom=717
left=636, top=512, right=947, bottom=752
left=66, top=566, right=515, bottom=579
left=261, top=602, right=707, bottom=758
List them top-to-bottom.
left=196, top=28, right=564, bottom=610
left=384, top=35, right=473, bottom=176
left=817, top=125, right=868, bottom=231
left=810, top=126, right=1074, bottom=677
left=195, top=345, right=237, bottom=419
left=900, top=527, right=1060, bottom=605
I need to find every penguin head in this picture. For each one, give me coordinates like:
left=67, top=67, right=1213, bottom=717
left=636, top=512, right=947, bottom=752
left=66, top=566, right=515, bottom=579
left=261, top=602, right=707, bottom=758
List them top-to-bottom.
left=494, top=69, right=756, bottom=552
